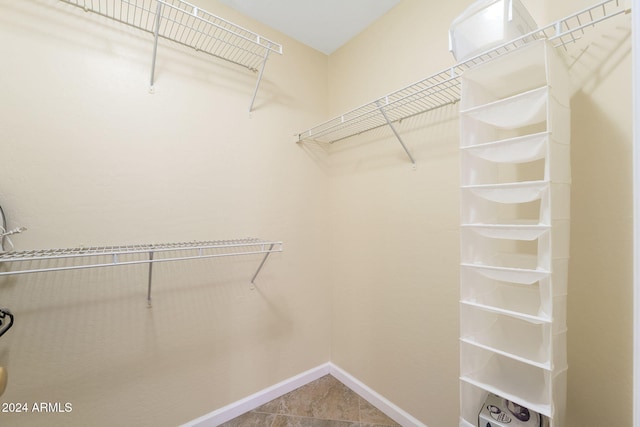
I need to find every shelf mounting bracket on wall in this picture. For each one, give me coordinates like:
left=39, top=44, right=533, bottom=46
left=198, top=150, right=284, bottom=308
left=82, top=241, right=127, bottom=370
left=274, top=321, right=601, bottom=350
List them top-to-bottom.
left=149, top=1, right=163, bottom=92
left=249, top=44, right=271, bottom=112
left=375, top=99, right=416, bottom=166
left=251, top=243, right=275, bottom=284
left=147, top=251, right=155, bottom=306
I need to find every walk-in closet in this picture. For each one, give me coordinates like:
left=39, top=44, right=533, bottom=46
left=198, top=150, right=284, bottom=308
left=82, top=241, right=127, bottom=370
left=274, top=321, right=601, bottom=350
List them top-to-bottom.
left=0, top=0, right=635, bottom=426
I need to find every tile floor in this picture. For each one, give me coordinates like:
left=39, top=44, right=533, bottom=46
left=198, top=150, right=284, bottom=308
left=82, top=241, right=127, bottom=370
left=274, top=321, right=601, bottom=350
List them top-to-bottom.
left=219, top=375, right=402, bottom=427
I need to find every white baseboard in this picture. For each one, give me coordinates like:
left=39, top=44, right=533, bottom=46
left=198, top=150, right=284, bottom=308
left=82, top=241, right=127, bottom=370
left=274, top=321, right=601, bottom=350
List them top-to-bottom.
left=181, top=362, right=427, bottom=427
left=181, top=363, right=331, bottom=427
left=328, top=363, right=428, bottom=427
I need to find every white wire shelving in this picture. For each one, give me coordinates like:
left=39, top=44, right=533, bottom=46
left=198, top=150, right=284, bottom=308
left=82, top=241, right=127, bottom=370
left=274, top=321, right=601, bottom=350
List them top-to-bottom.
left=59, top=0, right=283, bottom=111
left=296, top=0, right=629, bottom=164
left=0, top=238, right=283, bottom=304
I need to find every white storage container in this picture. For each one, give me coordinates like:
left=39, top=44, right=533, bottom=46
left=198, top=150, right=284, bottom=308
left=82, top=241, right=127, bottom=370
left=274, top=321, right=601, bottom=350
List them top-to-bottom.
left=449, top=0, right=537, bottom=62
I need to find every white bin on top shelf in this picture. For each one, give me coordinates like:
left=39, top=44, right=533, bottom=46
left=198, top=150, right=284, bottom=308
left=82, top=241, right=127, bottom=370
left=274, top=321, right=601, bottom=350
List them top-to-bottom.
left=449, top=0, right=537, bottom=62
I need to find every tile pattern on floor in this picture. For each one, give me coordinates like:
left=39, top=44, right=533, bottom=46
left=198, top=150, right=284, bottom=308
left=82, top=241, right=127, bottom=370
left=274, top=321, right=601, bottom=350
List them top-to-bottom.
left=219, top=375, right=402, bottom=427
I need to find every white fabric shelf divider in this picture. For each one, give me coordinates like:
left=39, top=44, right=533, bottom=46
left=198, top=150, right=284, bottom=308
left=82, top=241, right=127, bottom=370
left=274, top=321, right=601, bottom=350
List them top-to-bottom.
left=58, top=0, right=283, bottom=110
left=296, top=0, right=627, bottom=163
left=460, top=86, right=551, bottom=129
left=460, top=91, right=570, bottom=148
left=461, top=132, right=551, bottom=163
left=460, top=134, right=571, bottom=187
left=463, top=180, right=550, bottom=204
left=461, top=182, right=570, bottom=225
left=461, top=222, right=570, bottom=269
left=461, top=223, right=551, bottom=241
left=461, top=263, right=551, bottom=285
left=460, top=267, right=568, bottom=329
left=460, top=300, right=552, bottom=325
left=460, top=304, right=567, bottom=369
left=459, top=337, right=556, bottom=372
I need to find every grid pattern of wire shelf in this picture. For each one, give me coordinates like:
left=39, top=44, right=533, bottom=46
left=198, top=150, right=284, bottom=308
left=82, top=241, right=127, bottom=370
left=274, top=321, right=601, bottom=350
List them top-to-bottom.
left=58, top=0, right=283, bottom=109
left=61, top=0, right=282, bottom=71
left=296, top=0, right=628, bottom=146
left=0, top=238, right=283, bottom=276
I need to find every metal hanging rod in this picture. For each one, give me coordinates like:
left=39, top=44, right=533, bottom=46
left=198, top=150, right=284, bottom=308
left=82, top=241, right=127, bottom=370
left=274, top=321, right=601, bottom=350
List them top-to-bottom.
left=58, top=0, right=283, bottom=110
left=296, top=0, right=628, bottom=148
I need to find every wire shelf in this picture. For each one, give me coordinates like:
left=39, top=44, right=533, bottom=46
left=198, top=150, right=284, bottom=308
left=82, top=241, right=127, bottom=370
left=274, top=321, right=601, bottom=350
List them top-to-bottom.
left=58, top=0, right=283, bottom=109
left=61, top=0, right=282, bottom=71
left=296, top=0, right=628, bottom=146
left=0, top=238, right=283, bottom=276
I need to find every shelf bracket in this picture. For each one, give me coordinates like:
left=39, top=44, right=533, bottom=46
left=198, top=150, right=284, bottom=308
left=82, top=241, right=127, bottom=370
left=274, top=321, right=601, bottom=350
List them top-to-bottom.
left=149, top=2, right=163, bottom=92
left=249, top=45, right=271, bottom=112
left=375, top=100, right=416, bottom=166
left=251, top=243, right=275, bottom=284
left=147, top=251, right=154, bottom=307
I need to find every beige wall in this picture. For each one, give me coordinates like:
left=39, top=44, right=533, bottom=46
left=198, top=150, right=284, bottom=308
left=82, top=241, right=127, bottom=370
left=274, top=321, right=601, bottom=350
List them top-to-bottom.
left=0, top=0, right=633, bottom=426
left=327, top=0, right=633, bottom=426
left=0, top=1, right=330, bottom=426
left=327, top=2, right=462, bottom=425
left=565, top=10, right=634, bottom=426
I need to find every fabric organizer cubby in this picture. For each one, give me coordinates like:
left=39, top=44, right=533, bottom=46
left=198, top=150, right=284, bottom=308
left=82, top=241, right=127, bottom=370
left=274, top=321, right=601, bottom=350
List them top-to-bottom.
left=459, top=39, right=570, bottom=427
left=460, top=345, right=568, bottom=417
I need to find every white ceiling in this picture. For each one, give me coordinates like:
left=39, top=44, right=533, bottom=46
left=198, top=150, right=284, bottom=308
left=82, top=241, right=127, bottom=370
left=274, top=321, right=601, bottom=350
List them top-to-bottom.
left=216, top=0, right=401, bottom=55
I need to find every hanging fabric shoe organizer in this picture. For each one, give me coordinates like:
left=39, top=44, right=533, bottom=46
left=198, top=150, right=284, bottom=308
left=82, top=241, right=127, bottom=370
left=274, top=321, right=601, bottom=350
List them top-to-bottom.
left=458, top=39, right=570, bottom=427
